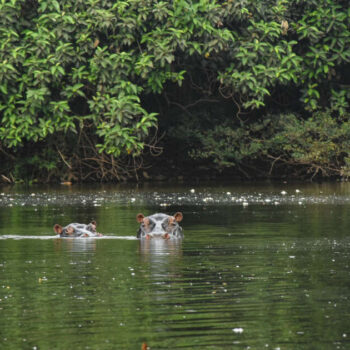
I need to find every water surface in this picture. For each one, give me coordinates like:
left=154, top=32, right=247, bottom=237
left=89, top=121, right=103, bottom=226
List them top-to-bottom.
left=0, top=182, right=349, bottom=349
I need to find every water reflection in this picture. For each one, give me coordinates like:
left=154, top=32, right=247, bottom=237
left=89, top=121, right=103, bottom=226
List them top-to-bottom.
left=53, top=237, right=98, bottom=253
left=139, top=238, right=183, bottom=278
left=139, top=238, right=183, bottom=257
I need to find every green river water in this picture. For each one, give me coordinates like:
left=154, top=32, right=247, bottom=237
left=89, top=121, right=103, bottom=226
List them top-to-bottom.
left=0, top=182, right=349, bottom=349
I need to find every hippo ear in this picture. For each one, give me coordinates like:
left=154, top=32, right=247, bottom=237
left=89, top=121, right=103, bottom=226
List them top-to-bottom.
left=174, top=212, right=183, bottom=222
left=136, top=213, right=145, bottom=223
left=54, top=224, right=62, bottom=234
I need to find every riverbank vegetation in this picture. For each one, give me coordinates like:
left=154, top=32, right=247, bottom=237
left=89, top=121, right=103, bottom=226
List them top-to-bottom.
left=1, top=0, right=350, bottom=183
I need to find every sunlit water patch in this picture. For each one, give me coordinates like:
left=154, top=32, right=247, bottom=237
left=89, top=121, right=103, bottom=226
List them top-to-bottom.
left=1, top=182, right=350, bottom=208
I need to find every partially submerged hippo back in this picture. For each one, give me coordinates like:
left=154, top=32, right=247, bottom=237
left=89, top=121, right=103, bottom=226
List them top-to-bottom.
left=136, top=212, right=183, bottom=239
left=54, top=221, right=101, bottom=237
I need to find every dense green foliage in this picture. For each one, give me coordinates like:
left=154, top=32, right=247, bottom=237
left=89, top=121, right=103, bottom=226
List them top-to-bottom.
left=0, top=0, right=350, bottom=182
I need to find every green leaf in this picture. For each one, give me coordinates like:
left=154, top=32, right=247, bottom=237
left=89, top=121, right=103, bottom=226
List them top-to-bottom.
left=52, top=1, right=60, bottom=12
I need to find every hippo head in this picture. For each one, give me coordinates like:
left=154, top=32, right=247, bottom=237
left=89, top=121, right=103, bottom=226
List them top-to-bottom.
left=136, top=212, right=183, bottom=239
left=54, top=221, right=98, bottom=237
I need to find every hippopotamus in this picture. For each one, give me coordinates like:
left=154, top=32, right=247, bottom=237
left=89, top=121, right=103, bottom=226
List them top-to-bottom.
left=136, top=212, right=183, bottom=239
left=53, top=221, right=102, bottom=237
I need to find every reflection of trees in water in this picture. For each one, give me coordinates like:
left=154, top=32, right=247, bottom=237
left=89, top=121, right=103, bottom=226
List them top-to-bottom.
left=53, top=237, right=98, bottom=299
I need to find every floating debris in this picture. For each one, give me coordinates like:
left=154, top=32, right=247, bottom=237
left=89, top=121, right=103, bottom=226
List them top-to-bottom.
left=232, top=328, right=244, bottom=333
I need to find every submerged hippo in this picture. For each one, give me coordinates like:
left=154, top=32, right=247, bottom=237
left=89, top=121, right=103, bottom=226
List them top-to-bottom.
left=136, top=212, right=183, bottom=239
left=53, top=221, right=102, bottom=237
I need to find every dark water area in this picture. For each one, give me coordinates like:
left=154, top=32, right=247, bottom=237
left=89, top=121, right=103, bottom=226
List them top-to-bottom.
left=0, top=182, right=350, bottom=349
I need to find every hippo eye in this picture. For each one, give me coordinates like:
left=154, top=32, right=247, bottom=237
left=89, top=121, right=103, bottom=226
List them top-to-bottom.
left=145, top=221, right=155, bottom=230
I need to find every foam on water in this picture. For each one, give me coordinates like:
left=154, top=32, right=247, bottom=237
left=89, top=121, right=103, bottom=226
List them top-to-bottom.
left=0, top=235, right=137, bottom=240
left=0, top=235, right=57, bottom=240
